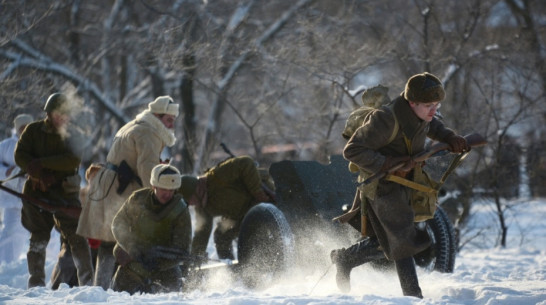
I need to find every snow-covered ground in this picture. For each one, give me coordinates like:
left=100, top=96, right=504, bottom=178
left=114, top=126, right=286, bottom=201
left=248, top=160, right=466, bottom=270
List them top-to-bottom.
left=1, top=197, right=545, bottom=305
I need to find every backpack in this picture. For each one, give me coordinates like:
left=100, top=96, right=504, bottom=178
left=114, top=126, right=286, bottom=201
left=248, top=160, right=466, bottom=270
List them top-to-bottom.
left=342, top=84, right=398, bottom=143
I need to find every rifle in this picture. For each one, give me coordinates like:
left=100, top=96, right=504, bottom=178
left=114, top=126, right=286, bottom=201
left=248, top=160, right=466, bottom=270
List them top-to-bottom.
left=358, top=132, right=487, bottom=187
left=219, top=142, right=277, bottom=203
left=0, top=170, right=26, bottom=184
left=0, top=183, right=81, bottom=219
left=149, top=246, right=212, bottom=265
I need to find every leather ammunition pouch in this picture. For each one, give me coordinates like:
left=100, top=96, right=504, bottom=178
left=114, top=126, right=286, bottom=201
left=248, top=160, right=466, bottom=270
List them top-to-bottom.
left=106, top=160, right=142, bottom=195
left=386, top=164, right=440, bottom=222
left=62, top=174, right=82, bottom=194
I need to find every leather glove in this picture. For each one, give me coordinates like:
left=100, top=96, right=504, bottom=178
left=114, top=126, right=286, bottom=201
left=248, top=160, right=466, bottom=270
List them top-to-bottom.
left=445, top=134, right=470, bottom=153
left=381, top=156, right=416, bottom=174
left=26, top=159, right=43, bottom=178
left=40, top=172, right=57, bottom=188
left=253, top=190, right=273, bottom=203
left=113, top=245, right=133, bottom=267
left=137, top=248, right=160, bottom=271
left=192, top=254, right=208, bottom=267
left=138, top=255, right=158, bottom=271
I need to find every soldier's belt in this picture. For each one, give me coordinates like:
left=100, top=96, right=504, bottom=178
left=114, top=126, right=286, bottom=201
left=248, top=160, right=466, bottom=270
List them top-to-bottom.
left=385, top=174, right=436, bottom=193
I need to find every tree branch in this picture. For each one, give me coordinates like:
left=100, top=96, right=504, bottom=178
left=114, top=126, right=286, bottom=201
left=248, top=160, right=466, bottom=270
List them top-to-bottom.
left=0, top=39, right=130, bottom=124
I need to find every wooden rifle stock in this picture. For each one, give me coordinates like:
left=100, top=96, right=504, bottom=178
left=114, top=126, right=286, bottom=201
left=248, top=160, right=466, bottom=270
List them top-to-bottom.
left=358, top=132, right=487, bottom=187
left=334, top=133, right=487, bottom=231
left=0, top=183, right=81, bottom=219
left=150, top=246, right=215, bottom=265
left=150, top=246, right=193, bottom=261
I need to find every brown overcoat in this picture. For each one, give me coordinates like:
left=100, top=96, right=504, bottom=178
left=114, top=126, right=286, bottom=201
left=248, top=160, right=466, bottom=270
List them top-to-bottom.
left=343, top=95, right=455, bottom=260
left=190, top=156, right=264, bottom=255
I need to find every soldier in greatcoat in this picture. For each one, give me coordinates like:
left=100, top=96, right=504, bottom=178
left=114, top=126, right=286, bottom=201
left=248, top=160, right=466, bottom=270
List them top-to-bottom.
left=331, top=72, right=469, bottom=298
left=14, top=93, right=94, bottom=288
left=77, top=96, right=179, bottom=289
left=179, top=156, right=273, bottom=260
left=110, top=164, right=191, bottom=294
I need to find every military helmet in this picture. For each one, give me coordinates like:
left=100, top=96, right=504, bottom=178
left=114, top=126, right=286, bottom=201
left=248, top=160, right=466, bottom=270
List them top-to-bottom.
left=44, top=93, right=69, bottom=114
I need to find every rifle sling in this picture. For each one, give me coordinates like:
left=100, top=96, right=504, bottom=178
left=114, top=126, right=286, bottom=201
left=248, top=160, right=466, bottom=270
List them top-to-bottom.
left=385, top=151, right=469, bottom=193
left=439, top=151, right=469, bottom=184
left=0, top=171, right=26, bottom=184
left=385, top=174, right=436, bottom=193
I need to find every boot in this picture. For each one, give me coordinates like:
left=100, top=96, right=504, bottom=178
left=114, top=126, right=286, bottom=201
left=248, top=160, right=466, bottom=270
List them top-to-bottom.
left=213, top=224, right=237, bottom=260
left=63, top=231, right=94, bottom=287
left=214, top=235, right=235, bottom=260
left=330, top=237, right=384, bottom=293
left=51, top=240, right=78, bottom=289
left=94, top=241, right=117, bottom=290
left=27, top=242, right=47, bottom=288
left=395, top=256, right=423, bottom=298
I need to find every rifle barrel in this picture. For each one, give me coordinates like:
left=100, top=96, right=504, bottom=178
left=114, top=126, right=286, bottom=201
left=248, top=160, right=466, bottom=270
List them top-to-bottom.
left=358, top=132, right=486, bottom=187
left=0, top=183, right=81, bottom=219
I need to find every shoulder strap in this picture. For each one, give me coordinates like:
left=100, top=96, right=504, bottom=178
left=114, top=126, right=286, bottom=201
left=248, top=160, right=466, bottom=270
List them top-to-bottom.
left=385, top=103, right=413, bottom=154
left=386, top=104, right=399, bottom=145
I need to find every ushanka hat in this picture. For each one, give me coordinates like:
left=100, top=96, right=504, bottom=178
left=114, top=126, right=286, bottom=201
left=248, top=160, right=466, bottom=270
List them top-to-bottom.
left=404, top=72, right=446, bottom=103
left=148, top=96, right=179, bottom=117
left=14, top=114, right=34, bottom=131
left=150, top=164, right=181, bottom=190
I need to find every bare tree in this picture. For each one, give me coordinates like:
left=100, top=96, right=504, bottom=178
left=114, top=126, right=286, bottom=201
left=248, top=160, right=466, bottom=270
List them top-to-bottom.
left=1, top=1, right=545, bottom=252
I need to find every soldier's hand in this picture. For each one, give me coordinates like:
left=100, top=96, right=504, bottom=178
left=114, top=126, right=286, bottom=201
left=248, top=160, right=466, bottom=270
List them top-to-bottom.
left=445, top=134, right=470, bottom=153
left=26, top=159, right=43, bottom=178
left=6, top=165, right=16, bottom=176
left=41, top=173, right=57, bottom=188
left=253, top=190, right=272, bottom=203
left=114, top=245, right=133, bottom=266
left=138, top=254, right=158, bottom=271
left=192, top=254, right=208, bottom=267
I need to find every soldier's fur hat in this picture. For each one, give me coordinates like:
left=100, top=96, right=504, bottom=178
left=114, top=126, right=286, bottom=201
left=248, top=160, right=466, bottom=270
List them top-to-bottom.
left=404, top=72, right=446, bottom=103
left=148, top=96, right=179, bottom=117
left=14, top=114, right=33, bottom=132
left=150, top=164, right=181, bottom=190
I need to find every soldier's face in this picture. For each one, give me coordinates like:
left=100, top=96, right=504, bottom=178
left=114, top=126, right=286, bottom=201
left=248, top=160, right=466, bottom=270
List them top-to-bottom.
left=409, top=101, right=441, bottom=122
left=50, top=111, right=70, bottom=128
left=158, top=114, right=176, bottom=129
left=153, top=187, right=175, bottom=204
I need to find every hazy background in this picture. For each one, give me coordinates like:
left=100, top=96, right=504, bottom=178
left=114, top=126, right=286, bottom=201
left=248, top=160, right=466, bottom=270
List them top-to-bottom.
left=1, top=0, right=545, bottom=247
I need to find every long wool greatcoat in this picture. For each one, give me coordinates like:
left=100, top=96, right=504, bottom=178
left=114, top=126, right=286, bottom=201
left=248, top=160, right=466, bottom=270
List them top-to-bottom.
left=343, top=95, right=455, bottom=261
left=77, top=110, right=175, bottom=242
left=14, top=119, right=83, bottom=203
left=190, top=156, right=264, bottom=256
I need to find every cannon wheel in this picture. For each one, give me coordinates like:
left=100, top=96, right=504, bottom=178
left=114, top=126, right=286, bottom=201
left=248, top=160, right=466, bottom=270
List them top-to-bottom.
left=237, top=203, right=295, bottom=289
left=413, top=206, right=457, bottom=272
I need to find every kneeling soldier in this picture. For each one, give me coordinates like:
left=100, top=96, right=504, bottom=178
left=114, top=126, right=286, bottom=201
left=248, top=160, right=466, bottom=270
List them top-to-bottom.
left=111, top=164, right=191, bottom=294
